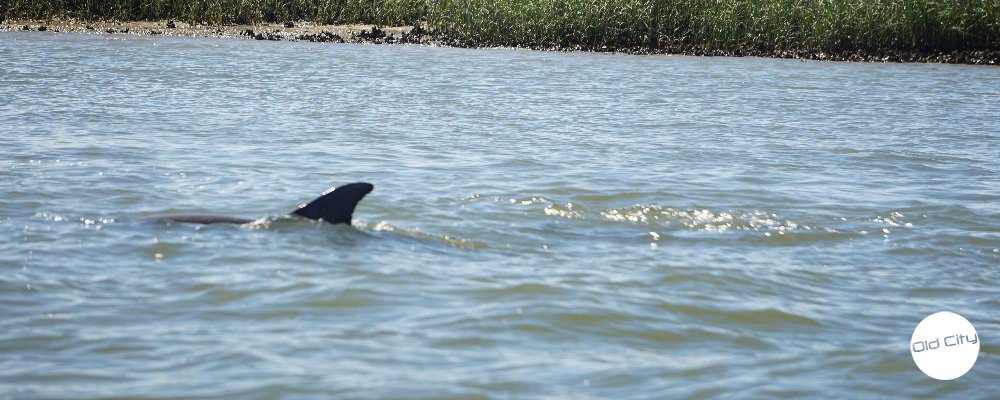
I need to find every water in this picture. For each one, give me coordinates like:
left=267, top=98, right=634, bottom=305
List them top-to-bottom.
left=1, top=31, right=998, bottom=398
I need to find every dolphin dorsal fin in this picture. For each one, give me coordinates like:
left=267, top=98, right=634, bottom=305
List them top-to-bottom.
left=291, top=182, right=373, bottom=225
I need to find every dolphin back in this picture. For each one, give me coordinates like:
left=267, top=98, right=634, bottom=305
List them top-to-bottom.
left=291, top=182, right=373, bottom=225
left=159, top=215, right=256, bottom=224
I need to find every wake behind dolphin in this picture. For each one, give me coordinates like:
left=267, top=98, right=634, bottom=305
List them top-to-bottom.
left=159, top=182, right=373, bottom=225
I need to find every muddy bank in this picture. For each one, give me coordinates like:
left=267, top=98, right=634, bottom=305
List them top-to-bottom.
left=3, top=18, right=997, bottom=65
left=1, top=19, right=432, bottom=45
left=545, top=42, right=1000, bottom=65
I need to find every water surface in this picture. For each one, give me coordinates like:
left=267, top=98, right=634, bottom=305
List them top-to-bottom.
left=1, top=31, right=998, bottom=398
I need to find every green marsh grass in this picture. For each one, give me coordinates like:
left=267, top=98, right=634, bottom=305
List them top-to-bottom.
left=0, top=0, right=427, bottom=26
left=3, top=0, right=998, bottom=55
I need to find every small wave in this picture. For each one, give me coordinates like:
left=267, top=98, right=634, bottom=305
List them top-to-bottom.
left=491, top=196, right=938, bottom=246
left=497, top=197, right=811, bottom=234
left=601, top=205, right=806, bottom=233
left=34, top=211, right=117, bottom=230
left=869, top=211, right=914, bottom=228
left=352, top=220, right=488, bottom=249
left=666, top=303, right=824, bottom=328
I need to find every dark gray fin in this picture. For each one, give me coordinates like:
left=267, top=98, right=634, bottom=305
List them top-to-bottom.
left=290, top=182, right=373, bottom=225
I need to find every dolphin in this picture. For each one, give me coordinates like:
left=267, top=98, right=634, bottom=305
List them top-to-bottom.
left=159, top=182, right=373, bottom=225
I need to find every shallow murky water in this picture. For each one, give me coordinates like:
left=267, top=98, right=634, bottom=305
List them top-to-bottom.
left=1, top=31, right=998, bottom=398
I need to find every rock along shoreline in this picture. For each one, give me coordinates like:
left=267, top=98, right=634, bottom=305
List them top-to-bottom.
left=3, top=18, right=997, bottom=65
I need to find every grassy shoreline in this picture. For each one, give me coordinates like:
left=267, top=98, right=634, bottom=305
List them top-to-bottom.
left=3, top=0, right=998, bottom=64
